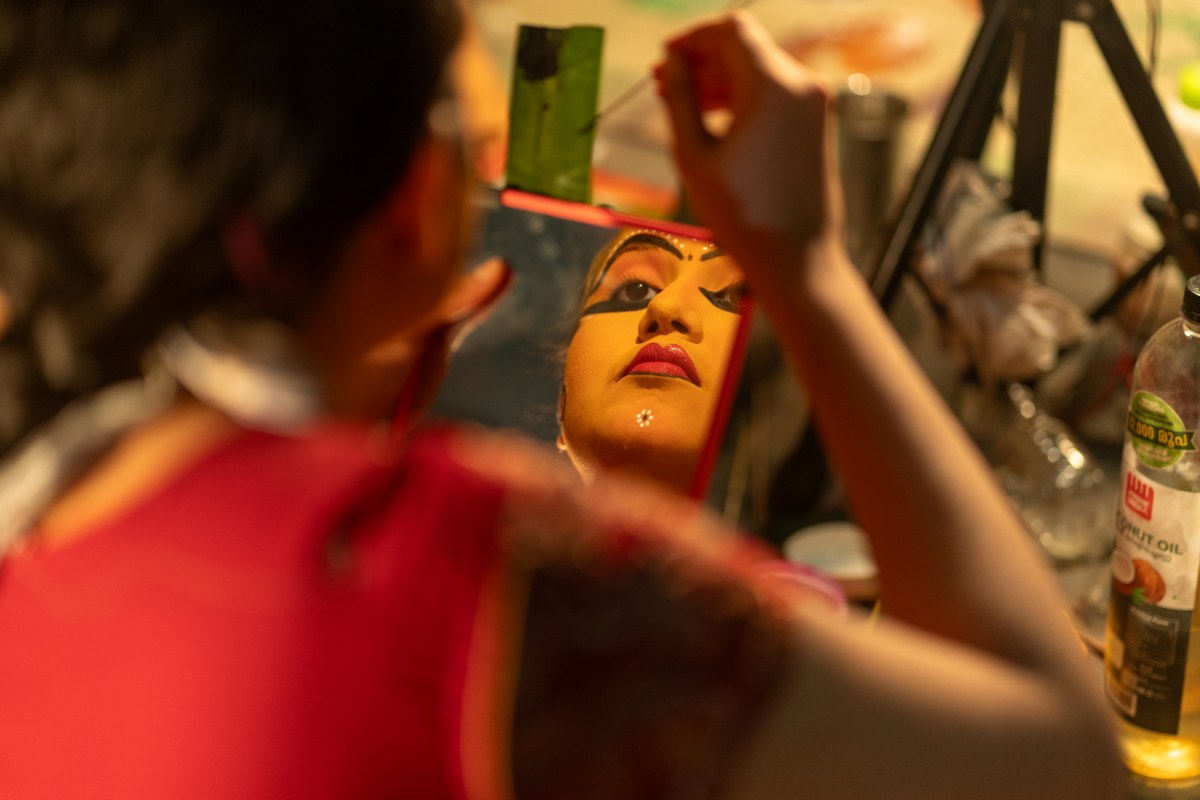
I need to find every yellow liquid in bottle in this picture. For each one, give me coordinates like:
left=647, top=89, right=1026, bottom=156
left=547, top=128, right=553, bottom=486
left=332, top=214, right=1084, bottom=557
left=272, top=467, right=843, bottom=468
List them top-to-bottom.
left=1113, top=589, right=1200, bottom=779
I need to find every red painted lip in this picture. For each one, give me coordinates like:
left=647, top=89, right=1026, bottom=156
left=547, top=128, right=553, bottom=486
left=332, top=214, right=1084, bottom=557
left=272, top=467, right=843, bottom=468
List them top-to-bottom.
left=621, top=342, right=700, bottom=385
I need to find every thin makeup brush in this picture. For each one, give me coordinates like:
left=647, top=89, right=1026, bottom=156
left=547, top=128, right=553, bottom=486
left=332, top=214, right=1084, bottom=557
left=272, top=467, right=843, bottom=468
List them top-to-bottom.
left=577, top=0, right=760, bottom=135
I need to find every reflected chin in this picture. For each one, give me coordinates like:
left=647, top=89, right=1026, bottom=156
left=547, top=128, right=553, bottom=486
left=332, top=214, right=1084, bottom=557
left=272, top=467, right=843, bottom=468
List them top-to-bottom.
left=559, top=405, right=711, bottom=494
left=563, top=438, right=702, bottom=494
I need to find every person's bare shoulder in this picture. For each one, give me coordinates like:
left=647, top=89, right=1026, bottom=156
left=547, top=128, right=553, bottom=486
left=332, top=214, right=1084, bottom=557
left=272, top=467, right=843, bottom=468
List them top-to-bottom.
left=445, top=425, right=808, bottom=799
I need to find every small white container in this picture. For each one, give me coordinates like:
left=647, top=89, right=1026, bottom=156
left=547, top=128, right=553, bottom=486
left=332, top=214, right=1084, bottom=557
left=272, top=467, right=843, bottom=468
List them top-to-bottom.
left=783, top=521, right=879, bottom=602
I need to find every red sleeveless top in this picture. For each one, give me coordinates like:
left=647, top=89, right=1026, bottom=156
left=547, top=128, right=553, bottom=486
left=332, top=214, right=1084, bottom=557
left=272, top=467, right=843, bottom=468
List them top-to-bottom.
left=0, top=423, right=810, bottom=799
left=0, top=424, right=505, bottom=799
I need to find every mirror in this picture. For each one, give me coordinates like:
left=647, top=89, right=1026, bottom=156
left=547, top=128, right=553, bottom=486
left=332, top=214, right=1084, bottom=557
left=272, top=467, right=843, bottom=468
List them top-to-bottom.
left=432, top=187, right=751, bottom=500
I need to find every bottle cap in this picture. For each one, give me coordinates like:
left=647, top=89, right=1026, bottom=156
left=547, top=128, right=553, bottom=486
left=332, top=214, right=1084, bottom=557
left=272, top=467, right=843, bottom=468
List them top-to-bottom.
left=1185, top=274, right=1200, bottom=323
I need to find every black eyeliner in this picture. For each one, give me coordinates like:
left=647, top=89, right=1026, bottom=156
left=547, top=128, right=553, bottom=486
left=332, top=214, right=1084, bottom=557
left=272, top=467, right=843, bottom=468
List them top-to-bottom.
left=585, top=232, right=685, bottom=297
left=699, top=286, right=744, bottom=314
left=580, top=295, right=653, bottom=316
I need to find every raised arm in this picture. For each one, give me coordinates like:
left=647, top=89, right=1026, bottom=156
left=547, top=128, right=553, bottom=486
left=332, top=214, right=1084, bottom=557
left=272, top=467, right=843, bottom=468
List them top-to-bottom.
left=655, top=12, right=1123, bottom=799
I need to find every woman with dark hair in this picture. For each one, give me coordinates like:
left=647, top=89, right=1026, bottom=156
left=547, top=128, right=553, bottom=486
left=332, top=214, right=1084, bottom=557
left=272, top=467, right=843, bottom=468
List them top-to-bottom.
left=0, top=2, right=1121, bottom=798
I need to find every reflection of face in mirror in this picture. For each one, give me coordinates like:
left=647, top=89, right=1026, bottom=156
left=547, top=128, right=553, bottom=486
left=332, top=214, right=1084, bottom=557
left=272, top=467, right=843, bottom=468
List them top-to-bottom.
left=558, top=227, right=745, bottom=492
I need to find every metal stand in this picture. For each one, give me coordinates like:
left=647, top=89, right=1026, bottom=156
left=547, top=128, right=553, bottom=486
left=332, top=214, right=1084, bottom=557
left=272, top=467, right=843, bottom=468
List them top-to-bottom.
left=766, top=0, right=1200, bottom=541
left=869, top=0, right=1200, bottom=312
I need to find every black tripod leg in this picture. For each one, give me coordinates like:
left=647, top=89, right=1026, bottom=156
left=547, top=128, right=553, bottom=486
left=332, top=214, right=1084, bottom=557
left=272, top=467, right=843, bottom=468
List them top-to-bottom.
left=871, top=0, right=1017, bottom=309
left=1010, top=0, right=1063, bottom=270
left=1087, top=0, right=1200, bottom=273
left=956, top=19, right=1015, bottom=162
left=1088, top=193, right=1200, bottom=322
left=1089, top=242, right=1170, bottom=321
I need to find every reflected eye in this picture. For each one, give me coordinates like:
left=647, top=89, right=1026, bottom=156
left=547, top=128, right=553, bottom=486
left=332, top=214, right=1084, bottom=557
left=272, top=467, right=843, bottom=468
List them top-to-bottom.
left=581, top=279, right=661, bottom=316
left=612, top=280, right=659, bottom=305
left=701, top=283, right=745, bottom=314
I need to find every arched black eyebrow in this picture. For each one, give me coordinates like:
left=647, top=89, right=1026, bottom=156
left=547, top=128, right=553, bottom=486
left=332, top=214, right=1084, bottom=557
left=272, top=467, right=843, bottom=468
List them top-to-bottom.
left=585, top=231, right=684, bottom=297
left=699, top=247, right=726, bottom=261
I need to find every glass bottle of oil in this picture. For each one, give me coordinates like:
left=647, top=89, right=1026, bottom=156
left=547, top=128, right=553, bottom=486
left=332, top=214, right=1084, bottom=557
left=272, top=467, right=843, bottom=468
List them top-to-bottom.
left=1105, top=275, right=1200, bottom=779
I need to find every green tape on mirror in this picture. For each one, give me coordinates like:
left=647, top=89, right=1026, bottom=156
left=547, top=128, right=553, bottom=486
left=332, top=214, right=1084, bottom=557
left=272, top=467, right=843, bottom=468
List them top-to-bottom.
left=505, top=25, right=603, bottom=204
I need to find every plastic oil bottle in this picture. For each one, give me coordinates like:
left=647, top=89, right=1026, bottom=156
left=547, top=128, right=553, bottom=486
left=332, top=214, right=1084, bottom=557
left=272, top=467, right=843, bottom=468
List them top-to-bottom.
left=1105, top=274, right=1200, bottom=779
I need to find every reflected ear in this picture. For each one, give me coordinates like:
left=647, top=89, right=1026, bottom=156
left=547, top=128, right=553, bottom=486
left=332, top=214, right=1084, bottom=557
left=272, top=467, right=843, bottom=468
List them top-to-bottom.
left=556, top=387, right=568, bottom=453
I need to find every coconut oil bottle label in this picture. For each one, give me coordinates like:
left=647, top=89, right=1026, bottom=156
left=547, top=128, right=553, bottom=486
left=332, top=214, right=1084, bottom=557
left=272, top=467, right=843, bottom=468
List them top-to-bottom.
left=1127, top=391, right=1197, bottom=469
left=1106, top=463, right=1200, bottom=734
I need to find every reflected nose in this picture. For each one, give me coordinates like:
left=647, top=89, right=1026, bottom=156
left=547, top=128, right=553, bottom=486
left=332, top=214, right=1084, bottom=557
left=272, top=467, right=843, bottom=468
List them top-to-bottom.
left=637, top=283, right=701, bottom=342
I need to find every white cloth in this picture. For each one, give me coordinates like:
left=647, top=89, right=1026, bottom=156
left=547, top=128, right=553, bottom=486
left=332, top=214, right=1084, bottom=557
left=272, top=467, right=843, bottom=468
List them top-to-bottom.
left=918, top=161, right=1090, bottom=386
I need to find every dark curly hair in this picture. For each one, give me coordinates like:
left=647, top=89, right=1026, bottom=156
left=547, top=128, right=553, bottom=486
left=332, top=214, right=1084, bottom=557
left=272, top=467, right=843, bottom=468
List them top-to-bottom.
left=0, top=0, right=462, bottom=452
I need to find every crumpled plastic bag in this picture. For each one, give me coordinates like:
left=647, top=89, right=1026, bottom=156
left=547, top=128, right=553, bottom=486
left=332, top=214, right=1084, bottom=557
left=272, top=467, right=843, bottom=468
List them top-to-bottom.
left=917, top=161, right=1090, bottom=386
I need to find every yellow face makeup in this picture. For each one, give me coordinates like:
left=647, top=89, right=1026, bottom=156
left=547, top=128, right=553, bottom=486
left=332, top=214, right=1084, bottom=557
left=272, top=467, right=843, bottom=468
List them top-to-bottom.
left=558, top=228, right=745, bottom=491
